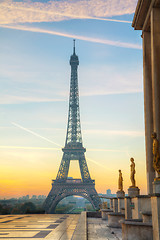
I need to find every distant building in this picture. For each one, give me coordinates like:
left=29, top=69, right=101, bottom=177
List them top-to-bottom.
left=98, top=189, right=116, bottom=206
left=98, top=189, right=116, bottom=198
left=106, top=189, right=111, bottom=196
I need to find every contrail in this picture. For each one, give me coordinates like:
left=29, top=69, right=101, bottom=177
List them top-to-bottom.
left=85, top=17, right=132, bottom=23
left=0, top=24, right=142, bottom=50
left=11, top=122, right=62, bottom=148
left=86, top=157, right=111, bottom=170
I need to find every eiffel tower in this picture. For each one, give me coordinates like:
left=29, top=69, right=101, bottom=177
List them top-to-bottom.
left=44, top=40, right=101, bottom=213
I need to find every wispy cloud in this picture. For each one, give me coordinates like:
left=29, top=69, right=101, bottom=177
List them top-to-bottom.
left=0, top=0, right=137, bottom=24
left=0, top=24, right=141, bottom=50
left=0, top=62, right=142, bottom=105
left=78, top=65, right=143, bottom=96
left=0, top=94, right=65, bottom=104
left=84, top=129, right=144, bottom=137
left=0, top=145, right=122, bottom=170
left=0, top=145, right=126, bottom=153
left=0, top=146, right=60, bottom=150
left=87, top=148, right=127, bottom=153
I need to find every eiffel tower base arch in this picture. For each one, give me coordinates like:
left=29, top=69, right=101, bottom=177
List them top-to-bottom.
left=44, top=179, right=101, bottom=213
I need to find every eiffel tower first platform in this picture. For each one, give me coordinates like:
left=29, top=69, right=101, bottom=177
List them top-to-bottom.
left=44, top=40, right=101, bottom=213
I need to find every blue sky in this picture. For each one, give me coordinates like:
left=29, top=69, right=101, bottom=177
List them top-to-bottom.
left=0, top=0, right=147, bottom=198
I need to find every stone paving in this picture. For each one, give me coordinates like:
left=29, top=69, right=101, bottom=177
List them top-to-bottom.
left=0, top=214, right=80, bottom=239
left=88, top=218, right=122, bottom=240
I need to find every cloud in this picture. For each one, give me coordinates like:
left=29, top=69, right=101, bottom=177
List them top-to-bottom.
left=0, top=0, right=137, bottom=24
left=0, top=24, right=142, bottom=50
left=0, top=61, right=142, bottom=105
left=78, top=65, right=143, bottom=96
left=0, top=94, right=65, bottom=104
left=84, top=129, right=144, bottom=137
left=0, top=145, right=125, bottom=153
left=0, top=145, right=122, bottom=170
left=0, top=146, right=60, bottom=150
left=87, top=148, right=127, bottom=153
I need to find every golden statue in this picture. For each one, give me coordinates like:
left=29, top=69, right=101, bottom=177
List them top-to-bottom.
left=152, top=132, right=160, bottom=178
left=130, top=158, right=136, bottom=187
left=118, top=170, right=123, bottom=191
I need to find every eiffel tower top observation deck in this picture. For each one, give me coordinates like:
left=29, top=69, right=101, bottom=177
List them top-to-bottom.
left=63, top=39, right=85, bottom=151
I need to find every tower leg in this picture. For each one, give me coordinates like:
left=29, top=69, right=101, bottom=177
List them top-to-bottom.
left=56, top=153, right=70, bottom=180
left=79, top=154, right=91, bottom=181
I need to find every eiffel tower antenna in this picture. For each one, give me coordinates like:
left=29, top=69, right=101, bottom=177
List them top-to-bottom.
left=73, top=39, right=75, bottom=54
left=44, top=41, right=101, bottom=213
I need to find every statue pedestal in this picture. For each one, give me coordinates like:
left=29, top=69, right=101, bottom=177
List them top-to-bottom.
left=152, top=179, right=160, bottom=194
left=128, top=187, right=140, bottom=198
left=116, top=190, right=125, bottom=198
left=100, top=209, right=113, bottom=220
left=108, top=212, right=125, bottom=228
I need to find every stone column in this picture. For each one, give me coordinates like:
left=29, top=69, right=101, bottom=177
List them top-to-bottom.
left=151, top=8, right=160, bottom=143
left=143, top=31, right=155, bottom=194
left=151, top=196, right=160, bottom=240
left=125, top=197, right=132, bottom=220
left=110, top=198, right=113, bottom=210
left=113, top=198, right=118, bottom=213
left=118, top=198, right=125, bottom=213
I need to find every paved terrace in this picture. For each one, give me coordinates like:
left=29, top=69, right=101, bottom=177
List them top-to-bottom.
left=0, top=214, right=122, bottom=239
left=0, top=214, right=80, bottom=239
left=88, top=218, right=122, bottom=240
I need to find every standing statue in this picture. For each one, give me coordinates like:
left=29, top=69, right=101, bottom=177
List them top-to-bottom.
left=152, top=132, right=160, bottom=177
left=130, top=158, right=136, bottom=187
left=118, top=170, right=123, bottom=191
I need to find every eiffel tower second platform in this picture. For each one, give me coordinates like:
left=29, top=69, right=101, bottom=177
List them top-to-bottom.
left=44, top=40, right=101, bottom=213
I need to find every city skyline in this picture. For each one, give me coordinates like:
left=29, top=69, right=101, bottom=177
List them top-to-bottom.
left=0, top=0, right=146, bottom=198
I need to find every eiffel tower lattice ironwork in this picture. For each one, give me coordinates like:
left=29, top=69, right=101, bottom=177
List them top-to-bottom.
left=44, top=40, right=101, bottom=213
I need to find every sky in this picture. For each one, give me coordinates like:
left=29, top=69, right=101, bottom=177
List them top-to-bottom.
left=0, top=0, right=147, bottom=198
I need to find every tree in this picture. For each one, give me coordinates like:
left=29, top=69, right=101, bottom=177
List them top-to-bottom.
left=20, top=202, right=36, bottom=214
